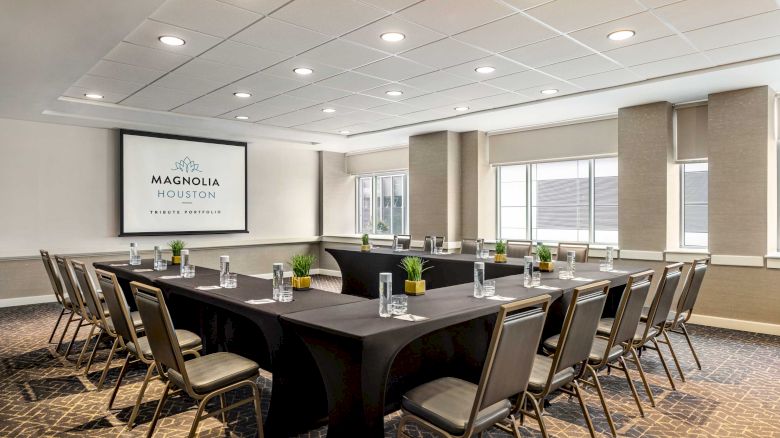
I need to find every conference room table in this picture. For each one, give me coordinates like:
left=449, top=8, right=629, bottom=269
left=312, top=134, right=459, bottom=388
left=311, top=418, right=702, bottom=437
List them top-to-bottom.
left=326, top=246, right=530, bottom=298
left=93, top=260, right=365, bottom=437
left=282, top=261, right=643, bottom=438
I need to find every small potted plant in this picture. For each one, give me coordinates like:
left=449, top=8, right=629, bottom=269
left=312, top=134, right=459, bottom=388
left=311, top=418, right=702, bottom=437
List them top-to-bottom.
left=360, top=233, right=370, bottom=252
left=168, top=240, right=186, bottom=265
left=494, top=240, right=508, bottom=263
left=538, top=244, right=554, bottom=272
left=291, top=254, right=316, bottom=290
left=400, top=256, right=431, bottom=296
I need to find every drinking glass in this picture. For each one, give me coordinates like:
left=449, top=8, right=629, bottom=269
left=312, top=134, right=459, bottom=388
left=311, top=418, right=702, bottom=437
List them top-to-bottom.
left=129, top=243, right=141, bottom=266
left=605, top=246, right=614, bottom=271
left=480, top=249, right=489, bottom=259
left=567, top=251, right=576, bottom=277
left=523, top=256, right=534, bottom=287
left=154, top=259, right=167, bottom=271
left=474, top=262, right=485, bottom=298
left=272, top=263, right=284, bottom=300
left=181, top=265, right=195, bottom=279
left=532, top=271, right=541, bottom=287
left=379, top=272, right=393, bottom=317
left=223, top=273, right=238, bottom=288
left=482, top=279, right=496, bottom=297
left=278, top=281, right=293, bottom=302
left=391, top=295, right=408, bottom=315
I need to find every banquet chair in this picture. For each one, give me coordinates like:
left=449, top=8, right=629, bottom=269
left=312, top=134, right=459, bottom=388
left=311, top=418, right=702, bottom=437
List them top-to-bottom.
left=394, top=234, right=412, bottom=249
left=423, top=235, right=445, bottom=252
left=460, top=238, right=483, bottom=255
left=506, top=241, right=533, bottom=259
left=556, top=243, right=589, bottom=262
left=40, top=249, right=73, bottom=350
left=54, top=255, right=94, bottom=360
left=71, top=260, right=118, bottom=373
left=598, top=263, right=683, bottom=404
left=97, top=271, right=202, bottom=429
left=542, top=271, right=654, bottom=436
left=131, top=281, right=262, bottom=438
left=520, top=281, right=609, bottom=438
left=397, top=295, right=551, bottom=438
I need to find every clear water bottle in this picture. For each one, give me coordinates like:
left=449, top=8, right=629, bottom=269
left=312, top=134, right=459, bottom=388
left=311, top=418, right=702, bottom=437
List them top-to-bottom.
left=430, top=235, right=437, bottom=254
left=475, top=239, right=482, bottom=257
left=129, top=243, right=141, bottom=265
left=153, top=246, right=162, bottom=267
left=605, top=246, right=614, bottom=271
left=180, top=249, right=190, bottom=276
left=567, top=251, right=576, bottom=278
left=219, top=256, right=229, bottom=287
left=523, top=256, right=534, bottom=287
left=473, top=262, right=485, bottom=298
left=272, top=263, right=284, bottom=300
left=379, top=272, right=393, bottom=317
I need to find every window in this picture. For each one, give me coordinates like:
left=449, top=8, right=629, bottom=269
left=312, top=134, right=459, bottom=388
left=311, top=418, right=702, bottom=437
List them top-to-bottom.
left=497, top=157, right=618, bottom=244
left=681, top=162, right=708, bottom=248
left=356, top=173, right=408, bottom=235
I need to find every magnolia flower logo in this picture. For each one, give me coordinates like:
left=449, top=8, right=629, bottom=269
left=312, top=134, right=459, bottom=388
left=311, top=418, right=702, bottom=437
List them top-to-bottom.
left=171, top=156, right=202, bottom=173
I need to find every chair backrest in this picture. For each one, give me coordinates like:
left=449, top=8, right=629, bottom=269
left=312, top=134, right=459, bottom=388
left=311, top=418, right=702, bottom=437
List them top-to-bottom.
left=394, top=235, right=412, bottom=249
left=423, top=235, right=444, bottom=252
left=461, top=238, right=483, bottom=255
left=507, top=241, right=532, bottom=258
left=556, top=243, right=589, bottom=262
left=39, top=249, right=65, bottom=306
left=54, top=255, right=87, bottom=317
left=675, top=258, right=709, bottom=324
left=71, top=260, right=106, bottom=326
left=641, top=263, right=683, bottom=340
left=96, top=269, right=139, bottom=346
left=601, top=271, right=654, bottom=362
left=132, top=281, right=188, bottom=382
left=549, top=281, right=609, bottom=376
left=467, top=295, right=551, bottom=435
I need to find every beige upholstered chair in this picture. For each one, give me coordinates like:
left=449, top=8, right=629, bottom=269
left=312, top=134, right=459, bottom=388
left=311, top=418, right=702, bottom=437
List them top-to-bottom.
left=394, top=234, right=412, bottom=249
left=423, top=235, right=445, bottom=252
left=460, top=238, right=483, bottom=255
left=506, top=241, right=533, bottom=259
left=556, top=242, right=589, bottom=262
left=40, top=249, right=73, bottom=351
left=54, top=255, right=94, bottom=361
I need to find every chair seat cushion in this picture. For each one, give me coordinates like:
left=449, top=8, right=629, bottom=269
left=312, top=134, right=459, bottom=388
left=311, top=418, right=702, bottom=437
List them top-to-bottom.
left=640, top=307, right=686, bottom=325
left=106, top=311, right=143, bottom=332
left=597, top=318, right=657, bottom=344
left=127, top=329, right=202, bottom=360
left=543, top=335, right=623, bottom=365
left=169, top=352, right=258, bottom=395
left=527, top=354, right=576, bottom=394
left=401, top=377, right=511, bottom=436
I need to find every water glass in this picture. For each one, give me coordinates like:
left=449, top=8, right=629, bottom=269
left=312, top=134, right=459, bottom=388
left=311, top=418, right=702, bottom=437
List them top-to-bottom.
left=480, top=249, right=489, bottom=259
left=567, top=251, right=576, bottom=276
left=129, top=255, right=141, bottom=266
left=523, top=256, right=534, bottom=287
left=154, top=259, right=167, bottom=271
left=474, top=262, right=485, bottom=298
left=181, top=265, right=195, bottom=279
left=532, top=271, right=541, bottom=287
left=379, top=272, right=393, bottom=317
left=223, top=273, right=237, bottom=288
left=482, top=279, right=496, bottom=297
left=278, top=281, right=293, bottom=302
left=391, top=295, right=408, bottom=315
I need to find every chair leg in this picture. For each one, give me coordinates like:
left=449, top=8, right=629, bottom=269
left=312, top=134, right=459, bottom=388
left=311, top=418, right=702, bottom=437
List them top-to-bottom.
left=48, top=308, right=67, bottom=343
left=55, top=312, right=75, bottom=353
left=64, top=319, right=85, bottom=359
left=679, top=323, right=702, bottom=370
left=76, top=324, right=97, bottom=368
left=83, top=329, right=104, bottom=376
left=661, top=329, right=686, bottom=382
left=97, top=337, right=120, bottom=390
left=651, top=338, right=677, bottom=390
left=107, top=353, right=132, bottom=410
left=618, top=356, right=645, bottom=417
left=127, top=362, right=156, bottom=430
left=586, top=365, right=617, bottom=437
left=146, top=380, right=171, bottom=438
left=571, top=381, right=596, bottom=438
left=250, top=382, right=265, bottom=438
left=219, top=393, right=227, bottom=424
left=526, top=394, right=549, bottom=438
left=188, top=397, right=209, bottom=438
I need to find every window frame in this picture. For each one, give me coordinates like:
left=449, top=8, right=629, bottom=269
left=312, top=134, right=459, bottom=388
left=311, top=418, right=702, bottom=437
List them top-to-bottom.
left=680, top=161, right=709, bottom=249
left=355, top=171, right=409, bottom=235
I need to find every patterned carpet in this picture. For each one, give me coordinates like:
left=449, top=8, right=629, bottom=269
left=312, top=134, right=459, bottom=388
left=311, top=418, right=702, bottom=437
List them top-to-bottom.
left=1, top=275, right=779, bottom=437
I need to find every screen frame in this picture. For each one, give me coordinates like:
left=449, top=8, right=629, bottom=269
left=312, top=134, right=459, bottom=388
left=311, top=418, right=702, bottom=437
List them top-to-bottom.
left=119, top=129, right=249, bottom=236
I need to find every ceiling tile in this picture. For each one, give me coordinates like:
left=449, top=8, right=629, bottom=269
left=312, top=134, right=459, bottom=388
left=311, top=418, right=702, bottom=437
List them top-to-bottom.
left=150, top=0, right=262, bottom=38
left=216, top=0, right=290, bottom=14
left=271, top=0, right=387, bottom=36
left=357, top=0, right=420, bottom=12
left=399, top=0, right=514, bottom=35
left=501, top=0, right=556, bottom=9
left=525, top=0, right=646, bottom=33
left=641, top=0, right=684, bottom=7
left=654, top=0, right=778, bottom=33
left=684, top=10, right=780, bottom=51
left=569, top=12, right=674, bottom=53
left=454, top=13, right=557, bottom=52
left=341, top=15, right=445, bottom=54
left=232, top=17, right=331, bottom=55
left=125, top=20, right=222, bottom=57
left=605, top=35, right=696, bottom=66
left=705, top=35, right=780, bottom=65
left=502, top=36, right=593, bottom=68
left=402, top=38, right=491, bottom=69
left=300, top=39, right=388, bottom=70
left=199, top=40, right=288, bottom=70
left=105, top=42, right=191, bottom=71
left=628, top=53, right=712, bottom=78
left=538, top=54, right=621, bottom=80
left=443, top=55, right=528, bottom=81
left=354, top=56, right=435, bottom=81
left=261, top=57, right=343, bottom=83
left=173, top=58, right=254, bottom=82
left=87, top=60, right=165, bottom=84
left=568, top=68, right=642, bottom=89
left=482, top=69, right=556, bottom=91
left=401, top=70, right=474, bottom=92
left=152, top=71, right=226, bottom=94
left=315, top=71, right=390, bottom=92
left=232, top=72, right=305, bottom=95
left=74, top=74, right=145, bottom=95
left=517, top=81, right=581, bottom=98
left=361, top=83, right=428, bottom=100
left=437, top=83, right=505, bottom=101
left=286, top=84, right=352, bottom=102
left=63, top=86, right=130, bottom=104
left=121, top=86, right=202, bottom=111
left=173, top=91, right=256, bottom=117
left=401, top=92, right=460, bottom=109
left=465, top=92, right=532, bottom=109
left=329, top=93, right=392, bottom=109
left=220, top=95, right=316, bottom=121
left=370, top=101, right=420, bottom=115
left=262, top=105, right=345, bottom=127
left=402, top=107, right=454, bottom=121
left=336, top=109, right=388, bottom=123
left=296, top=116, right=357, bottom=132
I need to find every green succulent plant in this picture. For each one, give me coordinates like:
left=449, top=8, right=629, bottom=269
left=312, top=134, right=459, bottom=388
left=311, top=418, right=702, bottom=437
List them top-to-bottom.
left=362, top=233, right=370, bottom=245
left=168, top=240, right=186, bottom=256
left=495, top=240, right=507, bottom=255
left=537, top=244, right=552, bottom=262
left=290, top=254, right=316, bottom=278
left=399, top=256, right=432, bottom=282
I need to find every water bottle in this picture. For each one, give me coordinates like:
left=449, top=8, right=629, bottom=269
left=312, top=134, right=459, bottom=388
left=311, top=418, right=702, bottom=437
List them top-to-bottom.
left=430, top=235, right=437, bottom=254
left=475, top=239, right=482, bottom=257
left=129, top=243, right=141, bottom=265
left=153, top=246, right=162, bottom=268
left=605, top=246, right=614, bottom=271
left=180, top=249, right=190, bottom=276
left=567, top=251, right=576, bottom=278
left=219, top=255, right=229, bottom=287
left=523, top=256, right=534, bottom=287
left=473, top=262, right=485, bottom=298
left=272, top=263, right=284, bottom=300
left=379, top=272, right=393, bottom=317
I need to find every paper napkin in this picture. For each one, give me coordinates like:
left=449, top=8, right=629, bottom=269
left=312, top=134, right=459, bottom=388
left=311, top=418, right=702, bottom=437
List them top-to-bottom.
left=109, top=263, right=128, bottom=267
left=133, top=269, right=153, bottom=272
left=157, top=275, right=181, bottom=279
left=571, top=277, right=595, bottom=281
left=196, top=285, right=221, bottom=291
left=533, top=285, right=560, bottom=290
left=486, top=295, right=514, bottom=301
left=245, top=299, right=275, bottom=305
left=393, top=314, right=428, bottom=322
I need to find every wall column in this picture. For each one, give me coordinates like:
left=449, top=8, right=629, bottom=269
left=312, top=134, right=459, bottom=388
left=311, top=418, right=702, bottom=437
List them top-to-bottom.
left=460, top=131, right=495, bottom=240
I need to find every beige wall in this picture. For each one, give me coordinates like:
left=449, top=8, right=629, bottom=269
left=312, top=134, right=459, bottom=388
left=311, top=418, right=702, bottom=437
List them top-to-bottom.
left=460, top=131, right=495, bottom=239
left=346, top=147, right=408, bottom=174
left=320, top=151, right=355, bottom=235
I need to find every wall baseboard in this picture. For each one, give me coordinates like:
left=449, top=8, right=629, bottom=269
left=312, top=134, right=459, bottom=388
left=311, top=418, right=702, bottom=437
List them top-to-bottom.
left=620, top=250, right=665, bottom=261
left=0, top=294, right=57, bottom=308
left=689, top=314, right=780, bottom=336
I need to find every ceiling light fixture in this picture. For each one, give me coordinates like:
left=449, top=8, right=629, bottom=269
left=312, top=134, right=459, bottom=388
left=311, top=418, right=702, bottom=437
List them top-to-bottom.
left=607, top=30, right=635, bottom=41
left=380, top=32, right=405, bottom=42
left=159, top=35, right=185, bottom=46
left=475, top=66, right=496, bottom=74
left=293, top=67, right=313, bottom=75
left=540, top=88, right=558, bottom=95
left=385, top=90, right=403, bottom=96
left=233, top=92, right=252, bottom=98
left=84, top=93, right=104, bottom=99
left=454, top=106, right=469, bottom=111
left=322, top=108, right=336, bottom=113
left=235, top=116, right=249, bottom=120
left=339, top=130, right=351, bottom=134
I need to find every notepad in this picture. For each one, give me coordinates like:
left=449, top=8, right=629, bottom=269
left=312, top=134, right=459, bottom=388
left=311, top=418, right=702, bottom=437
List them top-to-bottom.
left=109, top=263, right=129, bottom=267
left=133, top=269, right=153, bottom=272
left=608, top=270, right=630, bottom=274
left=157, top=275, right=181, bottom=279
left=571, top=277, right=595, bottom=281
left=196, top=285, right=221, bottom=291
left=533, top=285, right=559, bottom=290
left=486, top=295, right=514, bottom=301
left=245, top=299, right=275, bottom=305
left=393, top=314, right=428, bottom=322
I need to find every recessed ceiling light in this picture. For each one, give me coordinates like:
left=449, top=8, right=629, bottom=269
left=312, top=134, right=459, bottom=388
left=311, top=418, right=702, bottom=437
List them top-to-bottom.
left=607, top=30, right=635, bottom=41
left=380, top=32, right=405, bottom=42
left=158, top=35, right=185, bottom=46
left=475, top=66, right=496, bottom=74
left=293, top=67, right=313, bottom=75
left=540, top=88, right=559, bottom=95
left=385, top=90, right=403, bottom=96
left=233, top=92, right=252, bottom=98
left=84, top=93, right=103, bottom=99
left=454, top=106, right=469, bottom=112
left=322, top=108, right=336, bottom=113
left=235, top=116, right=249, bottom=120
left=339, top=130, right=351, bottom=135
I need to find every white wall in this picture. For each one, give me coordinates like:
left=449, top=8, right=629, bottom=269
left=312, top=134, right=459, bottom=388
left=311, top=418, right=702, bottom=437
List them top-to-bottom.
left=0, top=118, right=320, bottom=257
left=346, top=146, right=408, bottom=174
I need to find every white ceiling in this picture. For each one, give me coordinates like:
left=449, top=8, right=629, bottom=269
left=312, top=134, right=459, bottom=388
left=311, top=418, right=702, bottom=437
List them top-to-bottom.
left=3, top=0, right=780, bottom=152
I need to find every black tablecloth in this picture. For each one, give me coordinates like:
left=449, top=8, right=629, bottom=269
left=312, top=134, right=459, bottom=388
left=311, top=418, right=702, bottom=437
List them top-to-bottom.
left=327, top=247, right=530, bottom=298
left=282, top=263, right=642, bottom=438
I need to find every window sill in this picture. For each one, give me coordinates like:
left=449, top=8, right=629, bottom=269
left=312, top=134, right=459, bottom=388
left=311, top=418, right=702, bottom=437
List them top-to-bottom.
left=665, top=248, right=710, bottom=263
left=767, top=253, right=780, bottom=269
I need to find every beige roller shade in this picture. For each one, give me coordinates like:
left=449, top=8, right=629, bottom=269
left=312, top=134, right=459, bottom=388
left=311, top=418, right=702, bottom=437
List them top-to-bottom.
left=675, top=104, right=708, bottom=161
left=488, top=118, right=618, bottom=164
left=346, top=147, right=408, bottom=174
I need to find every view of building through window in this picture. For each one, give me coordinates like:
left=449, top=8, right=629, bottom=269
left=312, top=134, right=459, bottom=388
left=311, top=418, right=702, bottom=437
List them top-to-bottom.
left=681, top=162, right=709, bottom=248
left=357, top=173, right=408, bottom=235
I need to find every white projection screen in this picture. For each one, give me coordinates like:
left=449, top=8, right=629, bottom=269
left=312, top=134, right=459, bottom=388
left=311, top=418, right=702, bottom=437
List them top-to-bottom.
left=120, top=130, right=247, bottom=236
